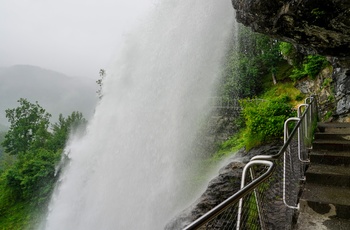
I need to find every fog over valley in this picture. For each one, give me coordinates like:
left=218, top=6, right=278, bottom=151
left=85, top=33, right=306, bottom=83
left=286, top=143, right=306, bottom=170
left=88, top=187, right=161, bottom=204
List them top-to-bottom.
left=0, top=65, right=98, bottom=127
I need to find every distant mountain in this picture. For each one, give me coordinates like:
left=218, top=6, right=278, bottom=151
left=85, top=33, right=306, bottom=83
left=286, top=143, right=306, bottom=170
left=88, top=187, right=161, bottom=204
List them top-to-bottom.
left=0, top=65, right=98, bottom=126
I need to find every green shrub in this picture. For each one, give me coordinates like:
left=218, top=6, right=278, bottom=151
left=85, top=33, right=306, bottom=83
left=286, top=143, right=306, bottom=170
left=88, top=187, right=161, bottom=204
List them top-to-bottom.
left=290, top=55, right=328, bottom=81
left=304, top=55, right=328, bottom=79
left=290, top=68, right=307, bottom=81
left=322, top=77, right=332, bottom=88
left=279, top=94, right=292, bottom=103
left=295, top=94, right=304, bottom=101
left=240, top=98, right=295, bottom=149
left=324, top=111, right=333, bottom=120
left=214, top=131, right=245, bottom=160
left=4, top=149, right=60, bottom=206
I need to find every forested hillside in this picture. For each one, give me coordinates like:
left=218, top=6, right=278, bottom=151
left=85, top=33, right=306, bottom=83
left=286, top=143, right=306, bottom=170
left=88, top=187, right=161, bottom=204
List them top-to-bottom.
left=0, top=65, right=97, bottom=126
left=0, top=99, right=87, bottom=229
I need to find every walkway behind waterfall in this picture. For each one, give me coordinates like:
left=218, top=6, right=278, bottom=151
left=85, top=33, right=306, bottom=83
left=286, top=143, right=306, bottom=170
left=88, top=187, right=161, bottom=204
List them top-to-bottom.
left=295, top=122, right=350, bottom=230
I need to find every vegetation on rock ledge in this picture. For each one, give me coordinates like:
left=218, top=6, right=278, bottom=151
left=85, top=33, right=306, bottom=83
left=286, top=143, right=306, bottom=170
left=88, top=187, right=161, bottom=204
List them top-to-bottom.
left=214, top=25, right=330, bottom=159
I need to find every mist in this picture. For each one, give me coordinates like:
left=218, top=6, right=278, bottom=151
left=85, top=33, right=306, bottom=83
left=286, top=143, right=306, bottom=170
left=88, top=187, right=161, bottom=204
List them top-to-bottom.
left=0, top=0, right=155, bottom=78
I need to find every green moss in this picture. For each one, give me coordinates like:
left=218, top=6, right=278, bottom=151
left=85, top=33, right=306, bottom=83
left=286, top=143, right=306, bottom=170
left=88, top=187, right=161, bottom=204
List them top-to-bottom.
left=279, top=42, right=293, bottom=56
left=322, top=77, right=332, bottom=88
left=261, top=82, right=303, bottom=107
left=327, top=95, right=334, bottom=103
left=216, top=131, right=245, bottom=157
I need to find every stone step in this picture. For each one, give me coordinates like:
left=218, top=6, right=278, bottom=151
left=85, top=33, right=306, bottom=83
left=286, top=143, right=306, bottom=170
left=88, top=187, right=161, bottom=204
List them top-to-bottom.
left=296, top=122, right=350, bottom=229
left=317, top=122, right=350, bottom=134
left=314, top=132, right=350, bottom=141
left=312, top=139, right=350, bottom=151
left=310, top=150, right=350, bottom=166
left=305, top=164, right=350, bottom=188
left=300, top=183, right=350, bottom=219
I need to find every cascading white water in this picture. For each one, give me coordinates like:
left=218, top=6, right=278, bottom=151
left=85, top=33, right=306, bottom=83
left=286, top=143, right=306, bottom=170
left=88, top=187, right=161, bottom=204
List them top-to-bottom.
left=44, top=1, right=235, bottom=229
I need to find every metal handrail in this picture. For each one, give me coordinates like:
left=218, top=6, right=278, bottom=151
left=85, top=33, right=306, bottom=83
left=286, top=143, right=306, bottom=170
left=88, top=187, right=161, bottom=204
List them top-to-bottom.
left=183, top=96, right=317, bottom=230
left=183, top=161, right=275, bottom=230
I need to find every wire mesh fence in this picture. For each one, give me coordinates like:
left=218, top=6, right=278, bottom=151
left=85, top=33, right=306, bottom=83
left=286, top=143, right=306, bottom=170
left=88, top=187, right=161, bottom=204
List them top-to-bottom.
left=184, top=97, right=318, bottom=230
left=209, top=97, right=241, bottom=110
left=191, top=158, right=297, bottom=230
left=194, top=163, right=273, bottom=230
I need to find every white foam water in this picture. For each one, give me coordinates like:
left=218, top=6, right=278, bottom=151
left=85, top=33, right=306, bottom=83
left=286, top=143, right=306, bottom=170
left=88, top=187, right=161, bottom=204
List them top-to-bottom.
left=44, top=1, right=235, bottom=229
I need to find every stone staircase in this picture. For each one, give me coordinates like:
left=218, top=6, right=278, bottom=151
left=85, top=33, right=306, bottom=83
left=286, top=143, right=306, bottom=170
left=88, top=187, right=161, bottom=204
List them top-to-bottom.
left=295, top=122, right=350, bottom=230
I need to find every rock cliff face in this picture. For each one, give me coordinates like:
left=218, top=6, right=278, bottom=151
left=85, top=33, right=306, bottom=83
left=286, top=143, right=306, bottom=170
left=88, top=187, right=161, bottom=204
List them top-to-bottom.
left=231, top=0, right=350, bottom=119
left=231, top=0, right=350, bottom=58
left=332, top=62, right=350, bottom=119
left=166, top=143, right=283, bottom=229
left=165, top=160, right=245, bottom=229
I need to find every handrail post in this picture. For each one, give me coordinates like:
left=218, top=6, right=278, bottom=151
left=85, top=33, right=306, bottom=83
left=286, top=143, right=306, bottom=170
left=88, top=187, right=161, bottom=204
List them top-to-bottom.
left=297, top=104, right=310, bottom=163
left=283, top=118, right=300, bottom=209
left=236, top=160, right=274, bottom=230
left=249, top=168, right=267, bottom=230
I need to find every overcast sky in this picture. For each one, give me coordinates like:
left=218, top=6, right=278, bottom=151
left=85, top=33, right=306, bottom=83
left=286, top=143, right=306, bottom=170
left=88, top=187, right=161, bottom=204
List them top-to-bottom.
left=0, top=0, right=155, bottom=78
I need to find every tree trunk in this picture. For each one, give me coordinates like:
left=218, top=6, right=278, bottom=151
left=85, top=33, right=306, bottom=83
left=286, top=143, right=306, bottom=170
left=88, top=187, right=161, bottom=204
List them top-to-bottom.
left=272, top=72, right=277, bottom=85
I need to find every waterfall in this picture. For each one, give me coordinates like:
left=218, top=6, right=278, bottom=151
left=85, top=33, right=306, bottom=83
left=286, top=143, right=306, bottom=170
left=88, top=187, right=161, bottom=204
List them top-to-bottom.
left=44, top=1, right=235, bottom=229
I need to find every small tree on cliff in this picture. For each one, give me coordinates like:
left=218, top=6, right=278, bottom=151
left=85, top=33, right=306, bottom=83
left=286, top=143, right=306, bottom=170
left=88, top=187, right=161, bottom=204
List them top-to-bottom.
left=96, top=69, right=106, bottom=99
